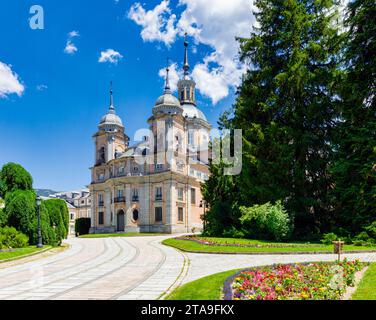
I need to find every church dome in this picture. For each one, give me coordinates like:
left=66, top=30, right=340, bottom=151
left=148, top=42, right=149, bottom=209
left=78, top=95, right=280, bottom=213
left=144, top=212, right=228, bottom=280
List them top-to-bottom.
left=98, top=83, right=124, bottom=130
left=155, top=92, right=181, bottom=108
left=182, top=104, right=207, bottom=122
left=100, top=112, right=123, bottom=127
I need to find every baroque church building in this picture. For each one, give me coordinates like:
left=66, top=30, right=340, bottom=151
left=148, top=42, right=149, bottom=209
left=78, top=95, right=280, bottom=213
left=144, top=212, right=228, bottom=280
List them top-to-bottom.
left=89, top=40, right=211, bottom=234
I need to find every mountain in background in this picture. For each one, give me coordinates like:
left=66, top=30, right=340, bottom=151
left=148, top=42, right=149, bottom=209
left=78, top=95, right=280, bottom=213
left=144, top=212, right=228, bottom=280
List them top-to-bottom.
left=35, top=189, right=60, bottom=197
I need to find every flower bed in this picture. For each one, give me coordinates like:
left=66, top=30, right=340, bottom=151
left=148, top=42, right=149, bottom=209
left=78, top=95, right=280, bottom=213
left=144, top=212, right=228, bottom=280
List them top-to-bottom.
left=178, top=236, right=316, bottom=248
left=223, top=259, right=364, bottom=300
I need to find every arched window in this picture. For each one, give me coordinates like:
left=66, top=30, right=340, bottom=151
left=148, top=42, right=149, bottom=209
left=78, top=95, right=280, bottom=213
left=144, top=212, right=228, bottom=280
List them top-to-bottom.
left=98, top=147, right=105, bottom=163
left=133, top=209, right=139, bottom=221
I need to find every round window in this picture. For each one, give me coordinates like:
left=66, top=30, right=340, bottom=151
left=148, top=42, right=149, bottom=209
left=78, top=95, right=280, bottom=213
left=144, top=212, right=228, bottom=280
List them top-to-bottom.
left=133, top=209, right=139, bottom=221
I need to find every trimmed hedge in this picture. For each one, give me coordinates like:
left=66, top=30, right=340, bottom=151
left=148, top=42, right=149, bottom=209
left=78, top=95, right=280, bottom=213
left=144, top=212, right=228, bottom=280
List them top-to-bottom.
left=0, top=163, right=69, bottom=247
left=5, top=190, right=37, bottom=242
left=4, top=191, right=69, bottom=246
left=43, top=199, right=69, bottom=245
left=75, top=218, right=91, bottom=236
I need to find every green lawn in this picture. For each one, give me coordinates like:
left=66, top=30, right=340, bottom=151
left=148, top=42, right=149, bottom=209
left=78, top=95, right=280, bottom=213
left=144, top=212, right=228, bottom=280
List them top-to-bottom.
left=79, top=232, right=164, bottom=238
left=162, top=237, right=376, bottom=254
left=0, top=246, right=51, bottom=261
left=352, top=263, right=376, bottom=300
left=166, top=269, right=242, bottom=300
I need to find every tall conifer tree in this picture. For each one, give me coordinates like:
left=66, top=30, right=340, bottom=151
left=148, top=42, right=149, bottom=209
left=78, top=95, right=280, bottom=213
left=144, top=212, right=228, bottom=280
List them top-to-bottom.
left=207, top=0, right=343, bottom=237
left=332, top=0, right=376, bottom=233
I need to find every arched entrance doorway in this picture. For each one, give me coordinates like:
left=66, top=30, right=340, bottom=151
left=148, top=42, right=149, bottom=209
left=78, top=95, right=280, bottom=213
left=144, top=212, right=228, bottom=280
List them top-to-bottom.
left=117, top=210, right=125, bottom=232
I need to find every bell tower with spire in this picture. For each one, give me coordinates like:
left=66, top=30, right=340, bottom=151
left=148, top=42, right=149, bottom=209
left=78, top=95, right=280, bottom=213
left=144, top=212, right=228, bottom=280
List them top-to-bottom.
left=178, top=34, right=196, bottom=105
left=93, top=82, right=129, bottom=166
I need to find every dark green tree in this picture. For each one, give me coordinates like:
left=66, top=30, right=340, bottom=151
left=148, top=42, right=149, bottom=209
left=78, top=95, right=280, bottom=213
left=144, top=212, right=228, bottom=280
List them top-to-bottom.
left=206, top=0, right=344, bottom=239
left=331, top=0, right=376, bottom=233
left=201, top=158, right=240, bottom=236
left=0, top=163, right=33, bottom=198
left=0, top=208, right=6, bottom=227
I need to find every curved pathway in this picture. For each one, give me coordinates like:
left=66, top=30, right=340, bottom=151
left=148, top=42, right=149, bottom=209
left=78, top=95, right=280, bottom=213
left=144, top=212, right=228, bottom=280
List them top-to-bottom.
left=0, top=236, right=375, bottom=300
left=0, top=236, right=184, bottom=300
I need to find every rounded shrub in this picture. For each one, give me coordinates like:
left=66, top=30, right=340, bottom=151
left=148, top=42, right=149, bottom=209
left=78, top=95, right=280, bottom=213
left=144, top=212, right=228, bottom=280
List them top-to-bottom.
left=239, top=201, right=292, bottom=241
left=0, top=226, right=29, bottom=249
left=320, top=233, right=339, bottom=245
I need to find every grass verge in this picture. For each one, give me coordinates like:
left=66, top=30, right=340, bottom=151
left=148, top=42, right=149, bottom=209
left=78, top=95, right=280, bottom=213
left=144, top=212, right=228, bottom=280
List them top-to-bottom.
left=163, top=237, right=376, bottom=254
left=0, top=245, right=52, bottom=262
left=351, top=263, right=376, bottom=300
left=166, top=269, right=242, bottom=300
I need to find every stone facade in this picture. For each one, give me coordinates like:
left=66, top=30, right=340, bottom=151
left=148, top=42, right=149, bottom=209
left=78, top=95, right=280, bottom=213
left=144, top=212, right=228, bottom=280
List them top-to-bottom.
left=89, top=42, right=210, bottom=234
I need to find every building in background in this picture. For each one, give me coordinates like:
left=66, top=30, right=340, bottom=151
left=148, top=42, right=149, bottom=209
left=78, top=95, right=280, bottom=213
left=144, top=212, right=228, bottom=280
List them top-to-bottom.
left=90, top=40, right=210, bottom=234
left=51, top=189, right=92, bottom=235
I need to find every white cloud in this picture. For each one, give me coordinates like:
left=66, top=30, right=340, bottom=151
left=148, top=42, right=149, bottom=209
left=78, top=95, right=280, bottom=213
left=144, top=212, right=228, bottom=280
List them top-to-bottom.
left=128, top=0, right=178, bottom=46
left=129, top=0, right=255, bottom=104
left=178, top=0, right=252, bottom=103
left=68, top=30, right=79, bottom=38
left=64, top=31, right=79, bottom=55
left=64, top=41, right=78, bottom=54
left=98, top=49, right=123, bottom=64
left=192, top=56, right=230, bottom=105
left=0, top=61, right=25, bottom=98
left=158, top=63, right=182, bottom=92
left=36, top=84, right=48, bottom=91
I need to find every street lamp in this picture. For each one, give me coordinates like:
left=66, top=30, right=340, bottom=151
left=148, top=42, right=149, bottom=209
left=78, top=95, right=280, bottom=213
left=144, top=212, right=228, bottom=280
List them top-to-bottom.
left=36, top=196, right=43, bottom=248
left=199, top=200, right=207, bottom=232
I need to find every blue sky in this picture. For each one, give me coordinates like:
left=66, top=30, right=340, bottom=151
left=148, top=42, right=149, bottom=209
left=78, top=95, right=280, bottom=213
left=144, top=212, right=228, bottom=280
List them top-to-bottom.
left=0, top=0, right=252, bottom=191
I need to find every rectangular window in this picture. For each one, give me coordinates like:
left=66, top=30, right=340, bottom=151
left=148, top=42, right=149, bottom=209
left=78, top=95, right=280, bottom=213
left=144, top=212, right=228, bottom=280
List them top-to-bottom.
left=188, top=131, right=194, bottom=145
left=155, top=164, right=164, bottom=171
left=155, top=187, right=162, bottom=201
left=177, top=188, right=184, bottom=201
left=191, top=188, right=196, bottom=205
left=115, top=189, right=125, bottom=203
left=132, top=189, right=139, bottom=202
left=98, top=194, right=104, bottom=206
left=155, top=207, right=163, bottom=222
left=178, top=207, right=184, bottom=222
left=98, top=212, right=104, bottom=225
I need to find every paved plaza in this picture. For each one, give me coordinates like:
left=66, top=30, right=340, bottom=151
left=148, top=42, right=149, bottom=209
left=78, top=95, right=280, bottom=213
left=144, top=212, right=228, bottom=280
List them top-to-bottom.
left=0, top=236, right=375, bottom=300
